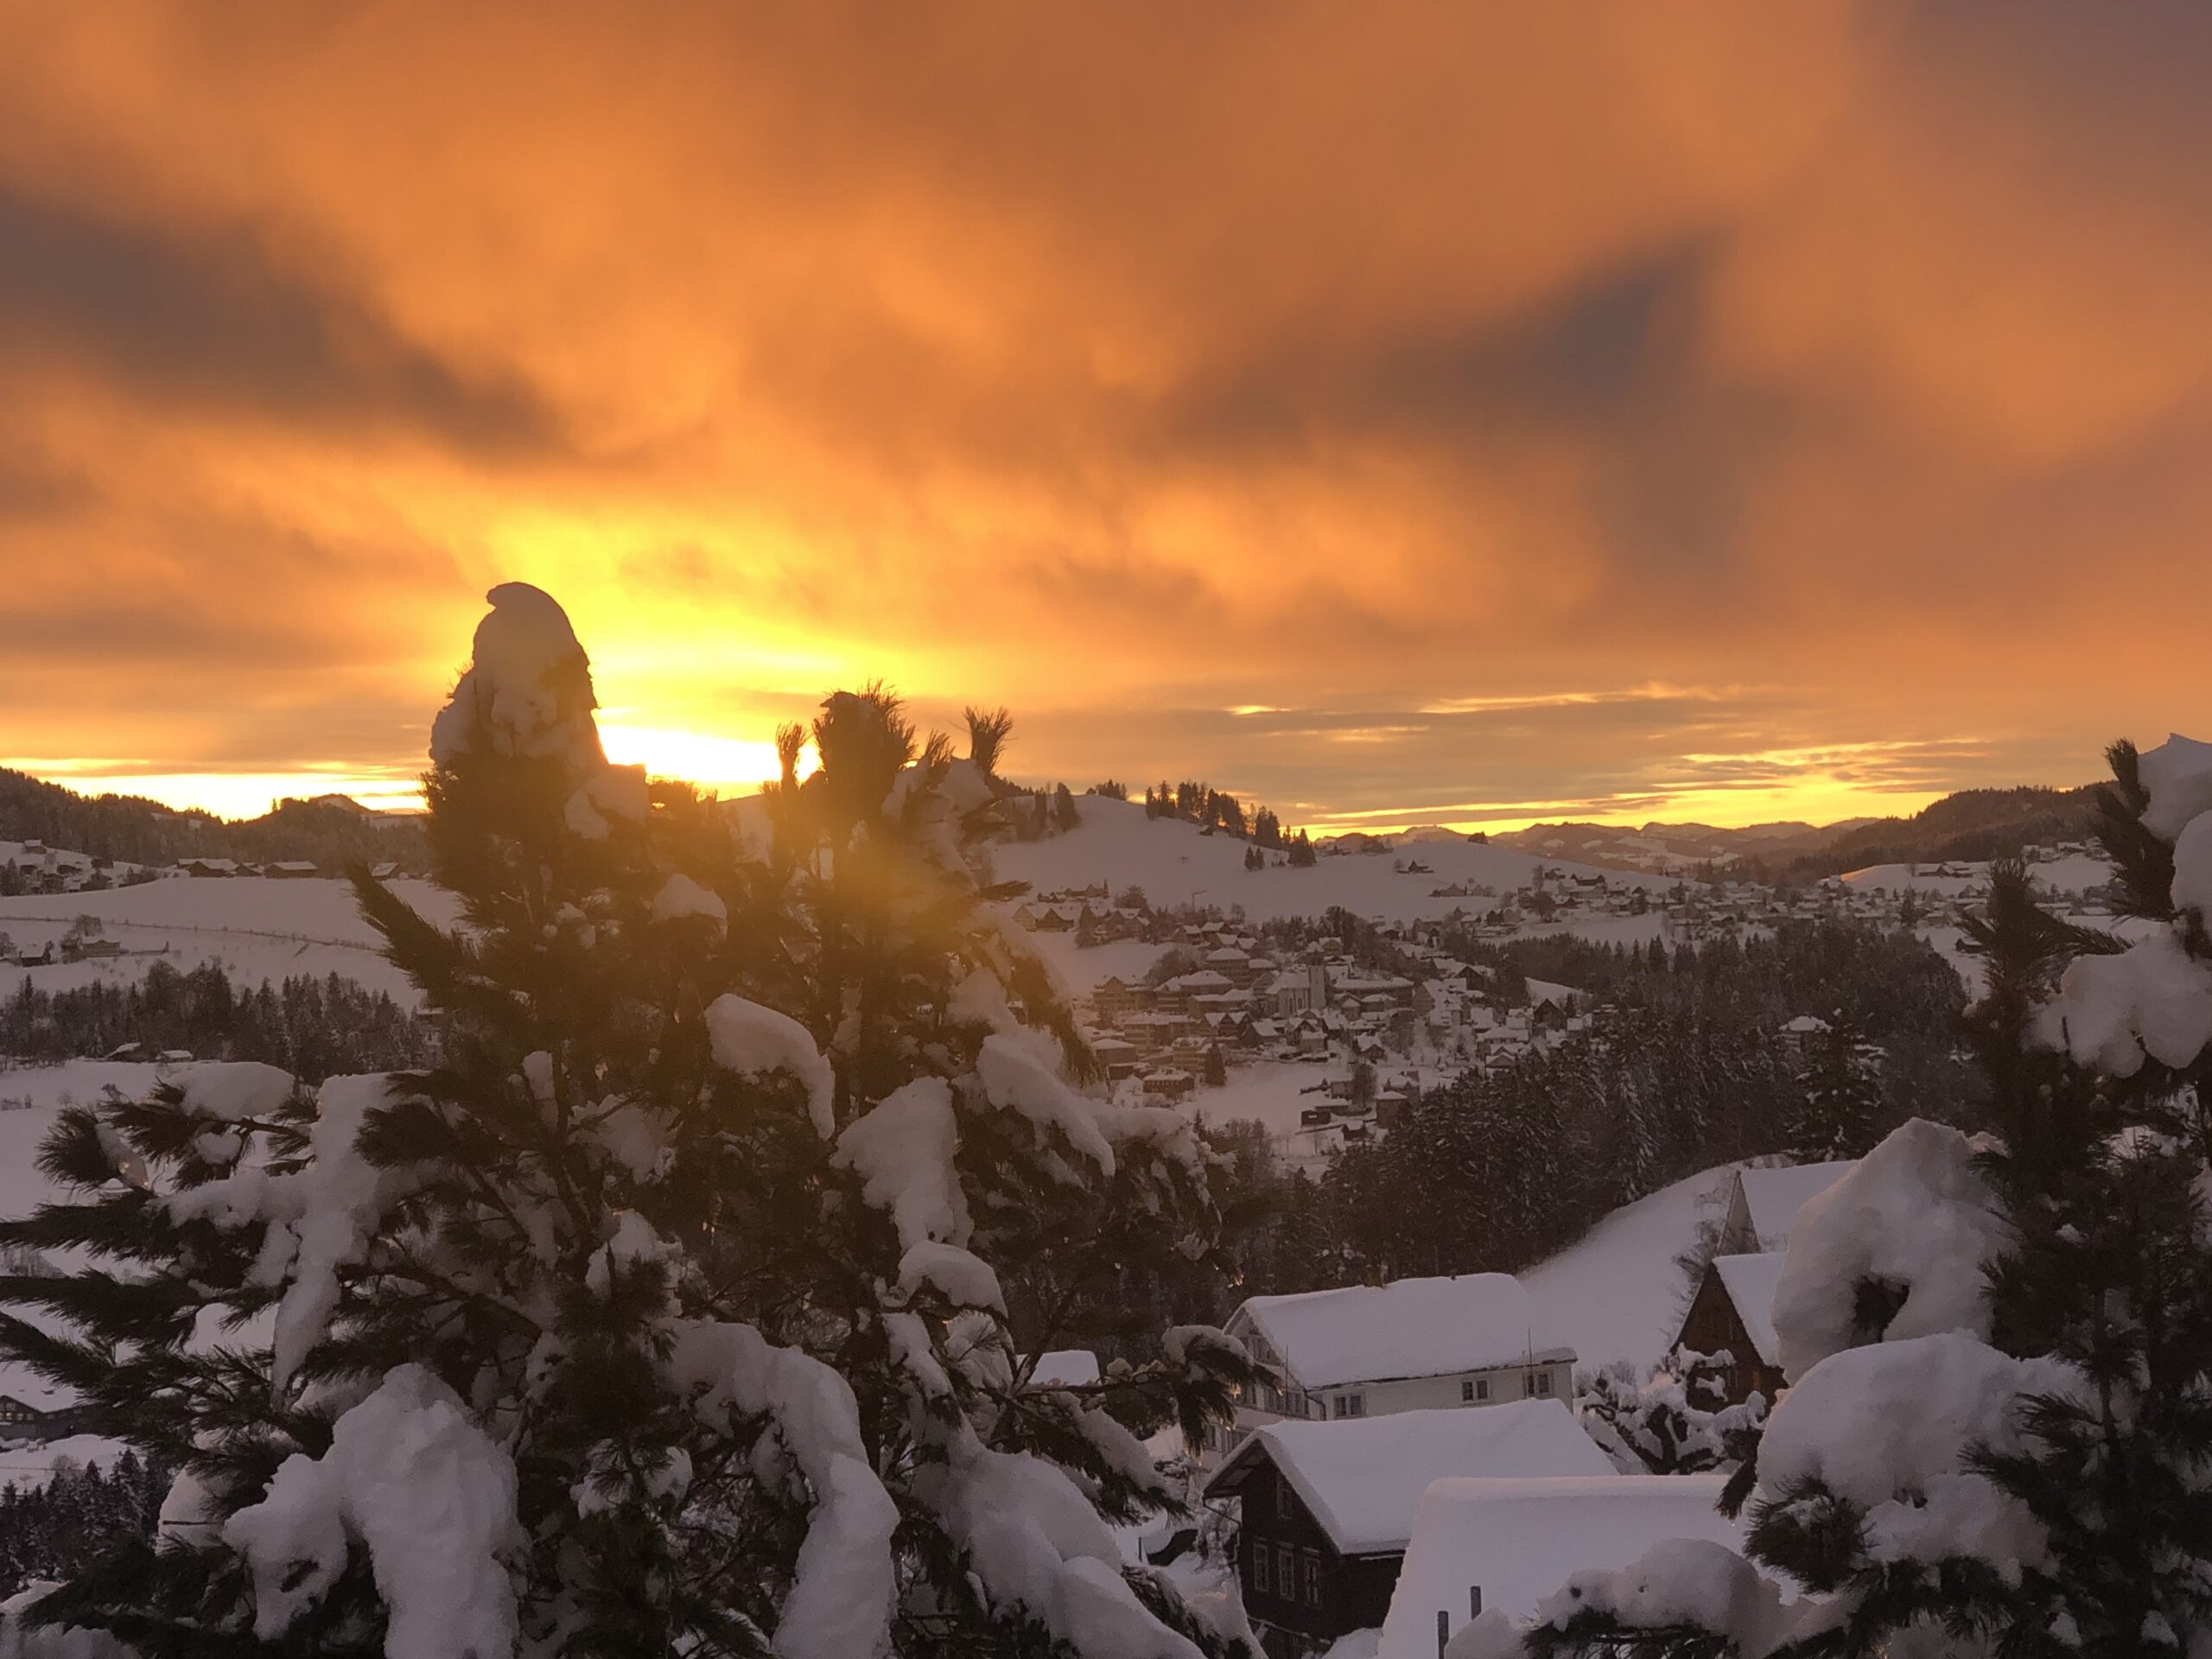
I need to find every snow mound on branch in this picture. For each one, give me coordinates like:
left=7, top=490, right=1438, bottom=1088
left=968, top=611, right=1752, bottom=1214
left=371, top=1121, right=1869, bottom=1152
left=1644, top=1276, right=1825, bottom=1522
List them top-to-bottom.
left=429, top=582, right=601, bottom=766
left=2136, top=734, right=2212, bottom=841
left=563, top=764, right=648, bottom=839
left=2171, top=812, right=2212, bottom=925
left=650, top=873, right=726, bottom=926
left=2037, top=928, right=2212, bottom=1077
left=704, top=995, right=836, bottom=1139
left=976, top=1032, right=1115, bottom=1175
left=174, top=1062, right=296, bottom=1122
left=165, top=1073, right=413, bottom=1390
left=834, top=1078, right=969, bottom=1253
left=1770, top=1118, right=2007, bottom=1382
left=898, top=1239, right=1006, bottom=1312
left=670, top=1323, right=898, bottom=1659
left=1756, top=1331, right=2082, bottom=1575
left=221, top=1364, right=522, bottom=1659
left=916, top=1438, right=1203, bottom=1659
left=1532, top=1537, right=1785, bottom=1654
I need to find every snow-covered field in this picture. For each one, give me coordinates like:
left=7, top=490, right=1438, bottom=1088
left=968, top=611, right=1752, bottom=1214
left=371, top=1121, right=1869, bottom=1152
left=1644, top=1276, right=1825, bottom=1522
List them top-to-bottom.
left=991, top=797, right=1675, bottom=928
left=1838, top=849, right=2113, bottom=898
left=0, top=876, right=457, bottom=1005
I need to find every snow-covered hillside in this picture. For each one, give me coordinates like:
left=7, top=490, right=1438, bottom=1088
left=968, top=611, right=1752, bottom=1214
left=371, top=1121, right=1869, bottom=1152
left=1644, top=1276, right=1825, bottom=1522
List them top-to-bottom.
left=990, top=796, right=1674, bottom=928
left=0, top=877, right=457, bottom=1005
left=1518, top=1166, right=1733, bottom=1375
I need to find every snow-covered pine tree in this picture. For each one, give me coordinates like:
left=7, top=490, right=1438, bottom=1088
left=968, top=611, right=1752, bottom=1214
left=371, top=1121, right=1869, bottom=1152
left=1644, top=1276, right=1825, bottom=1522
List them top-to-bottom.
left=0, top=583, right=1263, bottom=1659
left=1490, top=735, right=2212, bottom=1659
left=1778, top=1017, right=1885, bottom=1163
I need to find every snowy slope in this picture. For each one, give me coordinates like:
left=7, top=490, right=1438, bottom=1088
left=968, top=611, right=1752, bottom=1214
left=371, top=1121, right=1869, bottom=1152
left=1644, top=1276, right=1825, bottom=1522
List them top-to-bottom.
left=989, top=797, right=1674, bottom=928
left=1839, top=850, right=2113, bottom=898
left=0, top=877, right=457, bottom=1005
left=1519, top=1165, right=1738, bottom=1375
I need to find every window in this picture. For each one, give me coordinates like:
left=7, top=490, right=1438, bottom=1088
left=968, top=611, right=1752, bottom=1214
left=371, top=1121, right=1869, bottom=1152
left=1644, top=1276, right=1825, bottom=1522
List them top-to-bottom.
left=1536, top=1371, right=1553, bottom=1396
left=1523, top=1372, right=1538, bottom=1395
left=1475, top=1377, right=1490, bottom=1401
left=1461, top=1378, right=1473, bottom=1402
left=1332, top=1392, right=1365, bottom=1419
left=1274, top=1480, right=1294, bottom=1522
left=1251, top=1538, right=1269, bottom=1595
left=1278, top=1544, right=1296, bottom=1595
left=1303, top=1549, right=1324, bottom=1607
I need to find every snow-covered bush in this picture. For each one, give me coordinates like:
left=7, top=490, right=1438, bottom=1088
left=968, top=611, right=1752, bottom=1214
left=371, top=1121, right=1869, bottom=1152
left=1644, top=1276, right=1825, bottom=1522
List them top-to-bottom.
left=0, top=584, right=1262, bottom=1659
left=1516, top=735, right=2212, bottom=1659
left=1577, top=1351, right=1764, bottom=1478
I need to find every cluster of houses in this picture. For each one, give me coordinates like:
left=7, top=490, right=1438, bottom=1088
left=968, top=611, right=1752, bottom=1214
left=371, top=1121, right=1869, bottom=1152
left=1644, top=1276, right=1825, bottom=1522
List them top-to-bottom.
left=0, top=841, right=116, bottom=897
left=177, top=857, right=402, bottom=880
left=1011, top=884, right=1152, bottom=944
left=1074, top=927, right=1427, bottom=1108
left=0, top=933, right=125, bottom=966
left=1168, top=1156, right=1858, bottom=1656
left=1182, top=1271, right=1722, bottom=1656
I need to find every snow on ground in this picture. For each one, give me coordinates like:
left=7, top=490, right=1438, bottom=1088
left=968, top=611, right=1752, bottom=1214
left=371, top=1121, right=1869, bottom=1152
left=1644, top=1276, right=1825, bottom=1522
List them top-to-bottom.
left=990, top=798, right=1673, bottom=929
left=1840, top=850, right=2113, bottom=899
left=0, top=876, right=458, bottom=1006
left=1013, top=929, right=1164, bottom=997
left=1519, top=1165, right=1738, bottom=1376
left=0, top=1434, right=137, bottom=1489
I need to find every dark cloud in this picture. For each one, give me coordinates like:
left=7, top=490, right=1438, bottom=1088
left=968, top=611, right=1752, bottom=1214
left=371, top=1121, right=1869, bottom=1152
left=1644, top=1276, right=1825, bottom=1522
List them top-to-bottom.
left=0, top=4, right=2208, bottom=824
left=0, top=185, right=563, bottom=454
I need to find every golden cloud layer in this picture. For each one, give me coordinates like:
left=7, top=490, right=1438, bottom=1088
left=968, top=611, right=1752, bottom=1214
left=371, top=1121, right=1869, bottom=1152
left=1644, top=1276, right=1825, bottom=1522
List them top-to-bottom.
left=1, top=3, right=2207, bottom=823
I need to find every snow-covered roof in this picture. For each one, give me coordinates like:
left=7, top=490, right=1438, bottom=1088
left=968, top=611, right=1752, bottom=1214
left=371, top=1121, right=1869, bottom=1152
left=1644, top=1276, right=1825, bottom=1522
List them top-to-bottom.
left=1737, top=1161, right=1855, bottom=1249
left=1711, top=1253, right=1786, bottom=1366
left=1231, top=1273, right=1569, bottom=1389
left=1029, top=1349, right=1101, bottom=1387
left=1206, top=1401, right=1614, bottom=1556
left=1375, top=1474, right=1741, bottom=1650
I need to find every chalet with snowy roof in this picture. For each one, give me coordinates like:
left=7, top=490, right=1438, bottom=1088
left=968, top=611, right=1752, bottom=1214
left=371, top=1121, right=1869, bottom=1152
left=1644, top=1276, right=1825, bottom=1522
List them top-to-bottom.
left=1717, top=1160, right=1855, bottom=1255
left=1675, top=1251, right=1788, bottom=1405
left=1214, top=1274, right=1574, bottom=1456
left=0, top=1366, right=90, bottom=1445
left=1204, top=1402, right=1613, bottom=1659
left=1376, top=1475, right=1743, bottom=1657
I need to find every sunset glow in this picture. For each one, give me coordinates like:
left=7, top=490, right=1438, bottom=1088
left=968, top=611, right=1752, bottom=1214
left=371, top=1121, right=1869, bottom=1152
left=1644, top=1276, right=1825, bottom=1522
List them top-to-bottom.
left=5, top=4, right=2210, bottom=829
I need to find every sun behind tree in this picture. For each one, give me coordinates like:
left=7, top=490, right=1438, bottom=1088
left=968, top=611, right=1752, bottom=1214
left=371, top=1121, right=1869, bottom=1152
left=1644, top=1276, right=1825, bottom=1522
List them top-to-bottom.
left=0, top=582, right=1262, bottom=1659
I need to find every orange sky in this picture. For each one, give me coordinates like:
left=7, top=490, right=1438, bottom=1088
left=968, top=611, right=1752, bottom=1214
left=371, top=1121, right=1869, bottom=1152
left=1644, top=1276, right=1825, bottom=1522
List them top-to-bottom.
left=2, top=3, right=2209, bottom=830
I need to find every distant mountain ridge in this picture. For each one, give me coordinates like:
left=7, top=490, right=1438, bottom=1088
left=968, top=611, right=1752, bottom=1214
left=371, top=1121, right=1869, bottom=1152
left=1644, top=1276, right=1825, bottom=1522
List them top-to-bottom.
left=0, top=768, right=428, bottom=873
left=1491, top=784, right=2098, bottom=876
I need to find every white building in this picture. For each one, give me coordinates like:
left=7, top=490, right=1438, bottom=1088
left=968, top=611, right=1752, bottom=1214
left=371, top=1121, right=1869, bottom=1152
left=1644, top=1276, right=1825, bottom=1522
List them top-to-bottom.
left=1214, top=1273, right=1574, bottom=1456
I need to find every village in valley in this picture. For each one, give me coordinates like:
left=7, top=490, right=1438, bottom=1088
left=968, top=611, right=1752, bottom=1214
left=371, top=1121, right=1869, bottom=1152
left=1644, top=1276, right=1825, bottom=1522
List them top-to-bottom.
left=0, top=773, right=2130, bottom=1658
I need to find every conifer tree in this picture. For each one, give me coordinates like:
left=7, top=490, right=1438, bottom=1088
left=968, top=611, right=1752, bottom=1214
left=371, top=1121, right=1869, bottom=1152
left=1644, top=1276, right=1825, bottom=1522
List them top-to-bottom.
left=0, top=584, right=1262, bottom=1659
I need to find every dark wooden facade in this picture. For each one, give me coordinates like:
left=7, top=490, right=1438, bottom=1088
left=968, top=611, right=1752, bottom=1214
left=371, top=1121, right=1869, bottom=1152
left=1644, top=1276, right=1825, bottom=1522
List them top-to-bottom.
left=1675, top=1263, right=1784, bottom=1405
left=1213, top=1446, right=1403, bottom=1658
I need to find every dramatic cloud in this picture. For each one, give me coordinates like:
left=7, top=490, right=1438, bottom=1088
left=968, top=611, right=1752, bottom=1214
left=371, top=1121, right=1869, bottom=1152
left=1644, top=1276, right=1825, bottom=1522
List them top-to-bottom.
left=2, top=2, right=2207, bottom=825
